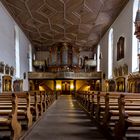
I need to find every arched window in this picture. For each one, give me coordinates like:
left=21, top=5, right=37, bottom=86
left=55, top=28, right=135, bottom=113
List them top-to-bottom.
left=132, top=0, right=139, bottom=72
left=14, top=25, right=20, bottom=78
left=108, top=28, right=113, bottom=79
left=28, top=44, right=32, bottom=72
left=97, top=44, right=101, bottom=71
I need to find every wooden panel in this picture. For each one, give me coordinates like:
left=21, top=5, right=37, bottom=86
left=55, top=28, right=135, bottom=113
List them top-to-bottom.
left=1, top=0, right=128, bottom=51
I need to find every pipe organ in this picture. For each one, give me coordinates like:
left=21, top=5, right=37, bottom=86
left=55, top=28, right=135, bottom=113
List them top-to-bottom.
left=48, top=42, right=79, bottom=67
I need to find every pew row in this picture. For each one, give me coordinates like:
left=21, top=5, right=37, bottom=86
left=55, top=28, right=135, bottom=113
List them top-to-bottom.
left=0, top=91, right=55, bottom=140
left=76, top=91, right=140, bottom=140
left=0, top=92, right=33, bottom=129
left=0, top=93, right=21, bottom=140
left=113, top=94, right=140, bottom=140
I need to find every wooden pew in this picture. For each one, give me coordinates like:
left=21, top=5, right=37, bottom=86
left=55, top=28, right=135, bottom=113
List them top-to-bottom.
left=0, top=90, right=55, bottom=139
left=29, top=90, right=55, bottom=120
left=30, top=90, right=55, bottom=117
left=28, top=91, right=45, bottom=117
left=30, top=91, right=39, bottom=120
left=41, top=91, right=47, bottom=112
left=46, top=91, right=55, bottom=107
left=76, top=91, right=140, bottom=140
left=0, top=92, right=33, bottom=129
left=16, top=92, right=33, bottom=129
left=89, top=92, right=95, bottom=116
left=92, top=92, right=107, bottom=122
left=94, top=92, right=140, bottom=140
left=95, top=92, right=140, bottom=125
left=0, top=93, right=21, bottom=140
left=102, top=93, right=120, bottom=127
left=114, top=94, right=140, bottom=140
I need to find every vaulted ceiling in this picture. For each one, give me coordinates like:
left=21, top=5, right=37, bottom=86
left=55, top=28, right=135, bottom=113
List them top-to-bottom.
left=1, top=0, right=128, bottom=51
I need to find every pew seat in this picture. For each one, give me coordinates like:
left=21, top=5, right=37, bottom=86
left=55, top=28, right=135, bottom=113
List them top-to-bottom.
left=0, top=93, right=21, bottom=140
left=127, top=117, right=140, bottom=125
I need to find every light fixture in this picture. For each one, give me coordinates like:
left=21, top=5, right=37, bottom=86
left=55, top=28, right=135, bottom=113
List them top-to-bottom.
left=56, top=80, right=62, bottom=91
left=56, top=84, right=61, bottom=90
left=70, top=84, right=74, bottom=90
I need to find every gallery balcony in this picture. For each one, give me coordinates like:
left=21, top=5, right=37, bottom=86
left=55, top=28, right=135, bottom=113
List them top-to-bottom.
left=28, top=71, right=102, bottom=80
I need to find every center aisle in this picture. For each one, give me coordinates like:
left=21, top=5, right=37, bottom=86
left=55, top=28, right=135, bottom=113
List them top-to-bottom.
left=23, top=95, right=107, bottom=140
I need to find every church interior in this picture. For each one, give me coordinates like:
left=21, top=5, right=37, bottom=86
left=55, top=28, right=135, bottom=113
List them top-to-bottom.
left=0, top=0, right=140, bottom=140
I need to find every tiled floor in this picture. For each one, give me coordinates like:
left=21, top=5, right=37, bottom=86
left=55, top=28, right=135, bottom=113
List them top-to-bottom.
left=23, top=95, right=108, bottom=140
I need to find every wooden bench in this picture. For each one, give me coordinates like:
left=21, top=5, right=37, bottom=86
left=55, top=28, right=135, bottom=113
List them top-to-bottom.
left=0, top=90, right=55, bottom=140
left=29, top=90, right=46, bottom=119
left=30, top=90, right=55, bottom=119
left=29, top=91, right=40, bottom=120
left=46, top=91, right=55, bottom=107
left=76, top=91, right=140, bottom=140
left=76, top=91, right=90, bottom=110
left=0, top=92, right=33, bottom=129
left=93, top=92, right=140, bottom=140
left=0, top=93, right=21, bottom=140
left=114, top=94, right=140, bottom=140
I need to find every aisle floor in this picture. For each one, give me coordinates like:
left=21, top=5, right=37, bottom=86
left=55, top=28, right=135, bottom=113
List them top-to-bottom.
left=23, top=95, right=108, bottom=140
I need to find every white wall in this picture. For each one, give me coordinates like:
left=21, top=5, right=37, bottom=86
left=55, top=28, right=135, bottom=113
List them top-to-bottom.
left=100, top=0, right=133, bottom=79
left=0, top=2, right=32, bottom=90
left=0, top=2, right=15, bottom=67
left=19, top=30, right=30, bottom=79
left=80, top=51, right=94, bottom=59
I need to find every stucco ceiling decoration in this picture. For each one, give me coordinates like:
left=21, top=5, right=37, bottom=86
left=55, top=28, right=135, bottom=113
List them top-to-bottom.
left=1, top=0, right=128, bottom=51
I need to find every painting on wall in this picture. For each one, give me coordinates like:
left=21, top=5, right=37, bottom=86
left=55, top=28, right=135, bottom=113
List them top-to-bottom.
left=117, top=36, right=125, bottom=61
left=0, top=62, right=4, bottom=73
left=5, top=64, right=10, bottom=75
left=10, top=66, right=14, bottom=76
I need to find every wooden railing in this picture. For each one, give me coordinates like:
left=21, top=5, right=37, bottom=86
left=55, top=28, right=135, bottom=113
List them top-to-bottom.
left=28, top=71, right=102, bottom=79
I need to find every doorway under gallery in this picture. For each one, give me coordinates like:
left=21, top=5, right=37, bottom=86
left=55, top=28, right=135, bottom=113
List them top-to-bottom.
left=62, top=81, right=70, bottom=94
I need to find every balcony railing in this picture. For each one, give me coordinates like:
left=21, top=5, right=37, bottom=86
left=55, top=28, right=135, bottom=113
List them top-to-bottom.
left=28, top=71, right=102, bottom=80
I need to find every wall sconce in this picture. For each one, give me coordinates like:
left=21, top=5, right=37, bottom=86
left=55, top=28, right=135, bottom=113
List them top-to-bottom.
left=56, top=84, right=61, bottom=90
left=70, top=84, right=74, bottom=90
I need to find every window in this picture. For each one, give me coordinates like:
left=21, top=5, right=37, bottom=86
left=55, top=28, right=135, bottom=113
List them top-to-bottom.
left=132, top=0, right=139, bottom=72
left=14, top=25, right=20, bottom=78
left=108, top=28, right=113, bottom=79
left=28, top=44, right=32, bottom=72
left=97, top=44, right=101, bottom=71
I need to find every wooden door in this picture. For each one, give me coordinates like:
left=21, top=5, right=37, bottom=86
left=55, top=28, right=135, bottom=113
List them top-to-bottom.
left=62, top=81, right=70, bottom=94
